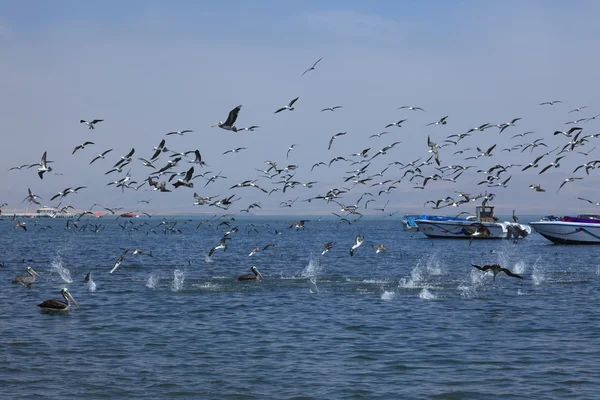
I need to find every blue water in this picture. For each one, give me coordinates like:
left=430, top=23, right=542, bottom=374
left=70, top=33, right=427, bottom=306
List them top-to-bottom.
left=1, top=216, right=599, bottom=399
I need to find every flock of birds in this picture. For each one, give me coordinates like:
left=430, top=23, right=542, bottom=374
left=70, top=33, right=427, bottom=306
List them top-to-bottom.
left=3, top=57, right=599, bottom=312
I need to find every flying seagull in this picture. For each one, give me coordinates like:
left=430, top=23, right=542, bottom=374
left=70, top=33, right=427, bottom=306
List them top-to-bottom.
left=301, top=57, right=323, bottom=76
left=275, top=97, right=299, bottom=113
left=539, top=100, right=562, bottom=106
left=212, top=105, right=242, bottom=131
left=321, top=106, right=343, bottom=112
left=398, top=106, right=425, bottom=111
left=426, top=116, right=448, bottom=126
left=80, top=119, right=103, bottom=129
left=166, top=130, right=193, bottom=136
left=328, top=132, right=347, bottom=150
left=72, top=141, right=95, bottom=155
left=89, top=149, right=113, bottom=165
left=37, top=151, right=52, bottom=179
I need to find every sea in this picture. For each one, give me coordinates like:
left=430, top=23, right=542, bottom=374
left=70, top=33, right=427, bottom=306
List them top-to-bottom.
left=1, top=215, right=599, bottom=399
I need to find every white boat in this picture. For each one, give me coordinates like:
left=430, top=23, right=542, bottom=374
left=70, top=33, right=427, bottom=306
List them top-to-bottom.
left=414, top=205, right=531, bottom=240
left=402, top=213, right=476, bottom=232
left=530, top=214, right=600, bottom=244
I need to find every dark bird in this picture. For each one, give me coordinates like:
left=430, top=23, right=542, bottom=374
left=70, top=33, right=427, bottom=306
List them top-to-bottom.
left=301, top=57, right=323, bottom=76
left=539, top=100, right=562, bottom=106
left=212, top=105, right=242, bottom=131
left=426, top=116, right=448, bottom=126
left=80, top=119, right=103, bottom=129
left=328, top=132, right=347, bottom=150
left=471, top=263, right=523, bottom=280
left=238, top=266, right=264, bottom=281
left=38, top=288, right=79, bottom=312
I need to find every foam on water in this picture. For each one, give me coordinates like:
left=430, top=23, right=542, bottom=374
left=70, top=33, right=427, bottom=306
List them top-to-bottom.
left=399, top=252, right=444, bottom=288
left=204, top=254, right=213, bottom=264
left=301, top=255, right=323, bottom=278
left=50, top=256, right=73, bottom=283
left=531, top=256, right=545, bottom=285
left=512, top=260, right=527, bottom=275
left=172, top=269, right=185, bottom=291
left=146, top=274, right=157, bottom=289
left=308, top=277, right=319, bottom=294
left=86, top=278, right=97, bottom=292
left=419, top=288, right=436, bottom=300
left=381, top=290, right=395, bottom=301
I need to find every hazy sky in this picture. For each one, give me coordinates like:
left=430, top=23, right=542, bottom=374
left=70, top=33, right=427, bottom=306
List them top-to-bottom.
left=2, top=1, right=600, bottom=216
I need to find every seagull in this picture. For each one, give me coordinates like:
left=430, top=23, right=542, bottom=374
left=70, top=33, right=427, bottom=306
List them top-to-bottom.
left=301, top=57, right=323, bottom=76
left=275, top=97, right=299, bottom=113
left=539, top=100, right=562, bottom=106
left=212, top=105, right=242, bottom=131
left=321, top=106, right=343, bottom=112
left=398, top=106, right=425, bottom=111
left=569, top=106, right=588, bottom=113
left=426, top=116, right=448, bottom=126
left=80, top=119, right=103, bottom=129
left=384, top=119, right=406, bottom=128
left=236, top=125, right=259, bottom=132
left=553, top=127, right=583, bottom=137
left=166, top=130, right=193, bottom=136
left=369, top=131, right=389, bottom=138
left=511, top=131, right=534, bottom=139
left=328, top=132, right=347, bottom=150
left=150, top=139, right=168, bottom=160
left=72, top=141, right=94, bottom=154
left=287, top=144, right=298, bottom=159
left=222, top=147, right=247, bottom=155
left=113, top=148, right=135, bottom=168
left=90, top=149, right=113, bottom=165
left=188, top=150, right=207, bottom=166
left=37, top=151, right=52, bottom=179
left=539, top=156, right=565, bottom=174
left=8, top=164, right=29, bottom=171
left=557, top=177, right=583, bottom=193
left=529, top=183, right=546, bottom=192
left=23, top=188, right=42, bottom=205
left=577, top=197, right=600, bottom=206
left=15, top=220, right=27, bottom=231
left=350, top=233, right=364, bottom=256
left=208, top=238, right=230, bottom=257
left=321, top=241, right=336, bottom=255
left=372, top=244, right=388, bottom=254
left=110, top=249, right=129, bottom=273
left=471, top=263, right=523, bottom=280
left=12, top=266, right=41, bottom=287
left=237, top=266, right=264, bottom=281
left=38, top=288, right=79, bottom=312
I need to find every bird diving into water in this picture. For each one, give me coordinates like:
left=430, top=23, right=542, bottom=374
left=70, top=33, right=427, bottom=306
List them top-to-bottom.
left=471, top=264, right=523, bottom=280
left=12, top=266, right=41, bottom=287
left=238, top=266, right=264, bottom=281
left=38, top=288, right=79, bottom=313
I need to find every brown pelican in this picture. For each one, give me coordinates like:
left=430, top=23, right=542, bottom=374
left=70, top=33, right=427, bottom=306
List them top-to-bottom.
left=212, top=105, right=241, bottom=131
left=80, top=119, right=103, bottom=129
left=471, top=264, right=523, bottom=280
left=12, top=266, right=41, bottom=287
left=238, top=266, right=264, bottom=281
left=38, top=288, right=79, bottom=312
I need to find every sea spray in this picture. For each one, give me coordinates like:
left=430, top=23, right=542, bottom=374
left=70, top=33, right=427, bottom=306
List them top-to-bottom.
left=172, top=269, right=185, bottom=291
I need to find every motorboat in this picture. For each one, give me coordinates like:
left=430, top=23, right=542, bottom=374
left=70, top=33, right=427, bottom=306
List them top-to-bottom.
left=530, top=214, right=600, bottom=244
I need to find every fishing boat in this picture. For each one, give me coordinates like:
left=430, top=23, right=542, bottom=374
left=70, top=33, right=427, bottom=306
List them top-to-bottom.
left=414, top=205, right=531, bottom=240
left=119, top=212, right=138, bottom=218
left=402, top=213, right=476, bottom=232
left=530, top=214, right=600, bottom=244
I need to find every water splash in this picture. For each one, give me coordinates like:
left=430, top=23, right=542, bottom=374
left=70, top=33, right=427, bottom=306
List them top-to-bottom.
left=399, top=252, right=444, bottom=288
left=204, top=254, right=213, bottom=264
left=301, top=255, right=323, bottom=278
left=51, top=256, right=72, bottom=283
left=531, top=256, right=545, bottom=285
left=512, top=260, right=527, bottom=275
left=596, top=266, right=600, bottom=276
left=171, top=269, right=185, bottom=291
left=146, top=274, right=157, bottom=289
left=309, top=277, right=319, bottom=294
left=86, top=278, right=97, bottom=292
left=458, top=283, right=477, bottom=298
left=419, top=288, right=436, bottom=300
left=381, top=290, right=395, bottom=301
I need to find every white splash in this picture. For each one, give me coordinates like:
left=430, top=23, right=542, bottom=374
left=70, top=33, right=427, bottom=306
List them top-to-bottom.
left=400, top=252, right=445, bottom=288
left=204, top=254, right=213, bottom=264
left=301, top=255, right=323, bottom=277
left=531, top=256, right=545, bottom=285
left=51, top=257, right=72, bottom=283
left=512, top=260, right=527, bottom=275
left=596, top=266, right=600, bottom=276
left=171, top=269, right=185, bottom=291
left=146, top=274, right=157, bottom=289
left=309, top=277, right=319, bottom=294
left=86, top=278, right=97, bottom=292
left=458, top=283, right=477, bottom=299
left=419, top=288, right=436, bottom=300
left=381, top=290, right=395, bottom=301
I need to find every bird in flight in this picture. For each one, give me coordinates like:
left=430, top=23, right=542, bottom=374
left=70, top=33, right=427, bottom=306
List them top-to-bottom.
left=301, top=57, right=323, bottom=76
left=275, top=97, right=299, bottom=113
left=212, top=105, right=242, bottom=132
left=321, top=105, right=343, bottom=112
left=80, top=119, right=103, bottom=129
left=471, top=263, right=523, bottom=280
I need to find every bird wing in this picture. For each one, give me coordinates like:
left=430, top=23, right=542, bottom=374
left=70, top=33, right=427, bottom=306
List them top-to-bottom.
left=288, top=97, right=299, bottom=107
left=224, top=105, right=242, bottom=126
left=274, top=107, right=286, bottom=114
left=501, top=268, right=523, bottom=279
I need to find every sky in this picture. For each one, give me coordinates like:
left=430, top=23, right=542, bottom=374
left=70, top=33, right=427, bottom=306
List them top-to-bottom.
left=1, top=1, right=600, bottom=216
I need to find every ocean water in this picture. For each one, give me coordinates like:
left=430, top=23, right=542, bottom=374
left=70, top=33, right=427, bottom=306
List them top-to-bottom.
left=1, top=216, right=599, bottom=399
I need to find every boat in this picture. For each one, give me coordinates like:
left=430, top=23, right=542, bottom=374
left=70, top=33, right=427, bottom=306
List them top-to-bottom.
left=414, top=205, right=531, bottom=240
left=120, top=212, right=138, bottom=218
left=402, top=213, right=476, bottom=232
left=530, top=214, right=600, bottom=244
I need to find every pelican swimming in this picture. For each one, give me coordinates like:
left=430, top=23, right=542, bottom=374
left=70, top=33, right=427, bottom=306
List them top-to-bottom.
left=212, top=105, right=241, bottom=131
left=471, top=264, right=523, bottom=280
left=12, top=266, right=41, bottom=287
left=238, top=266, right=264, bottom=281
left=38, top=288, right=79, bottom=312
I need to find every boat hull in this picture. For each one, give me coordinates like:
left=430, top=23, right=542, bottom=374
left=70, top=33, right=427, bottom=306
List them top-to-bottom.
left=415, top=220, right=531, bottom=239
left=530, top=221, right=600, bottom=244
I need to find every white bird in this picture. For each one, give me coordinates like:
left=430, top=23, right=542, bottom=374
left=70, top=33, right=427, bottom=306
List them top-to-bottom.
left=301, top=57, right=323, bottom=76
left=275, top=97, right=299, bottom=113
left=321, top=106, right=343, bottom=112
left=398, top=106, right=425, bottom=111
left=80, top=119, right=103, bottom=129
left=166, top=130, right=193, bottom=136
left=72, top=141, right=95, bottom=154
left=222, top=147, right=246, bottom=155
left=89, top=149, right=113, bottom=165
left=37, top=151, right=52, bottom=179
left=350, top=233, right=364, bottom=256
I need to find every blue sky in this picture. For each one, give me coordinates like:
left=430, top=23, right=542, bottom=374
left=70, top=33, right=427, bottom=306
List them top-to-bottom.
left=1, top=1, right=600, bottom=216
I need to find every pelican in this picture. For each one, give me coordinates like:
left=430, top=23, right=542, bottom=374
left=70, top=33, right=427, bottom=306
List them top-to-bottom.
left=275, top=97, right=299, bottom=113
left=212, top=105, right=241, bottom=131
left=80, top=119, right=103, bottom=129
left=350, top=233, right=364, bottom=256
left=471, top=264, right=523, bottom=280
left=12, top=266, right=41, bottom=287
left=238, top=266, right=264, bottom=281
left=38, top=288, right=79, bottom=312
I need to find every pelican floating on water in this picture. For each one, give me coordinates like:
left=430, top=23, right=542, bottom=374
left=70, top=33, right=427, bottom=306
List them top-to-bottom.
left=12, top=266, right=41, bottom=287
left=238, top=266, right=264, bottom=281
left=38, top=288, right=79, bottom=312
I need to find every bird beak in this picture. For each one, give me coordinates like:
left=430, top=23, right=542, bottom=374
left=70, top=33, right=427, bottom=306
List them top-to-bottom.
left=210, top=123, right=219, bottom=128
left=31, top=269, right=41, bottom=278
left=256, top=269, right=264, bottom=279
left=67, top=292, right=79, bottom=307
